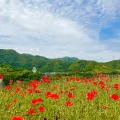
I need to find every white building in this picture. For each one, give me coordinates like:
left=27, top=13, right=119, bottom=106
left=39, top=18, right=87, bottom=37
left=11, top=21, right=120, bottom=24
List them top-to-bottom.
left=32, top=67, right=37, bottom=73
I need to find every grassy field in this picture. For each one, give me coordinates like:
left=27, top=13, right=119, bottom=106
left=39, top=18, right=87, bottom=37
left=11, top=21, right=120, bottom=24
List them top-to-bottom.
left=0, top=74, right=120, bottom=120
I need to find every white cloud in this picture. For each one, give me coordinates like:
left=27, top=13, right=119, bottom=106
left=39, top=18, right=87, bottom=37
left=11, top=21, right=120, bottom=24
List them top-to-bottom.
left=0, top=0, right=120, bottom=62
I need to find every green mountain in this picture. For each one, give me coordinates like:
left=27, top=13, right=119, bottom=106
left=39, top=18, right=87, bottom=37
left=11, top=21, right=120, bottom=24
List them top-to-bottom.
left=0, top=49, right=120, bottom=74
left=0, top=49, right=48, bottom=70
left=39, top=59, right=70, bottom=72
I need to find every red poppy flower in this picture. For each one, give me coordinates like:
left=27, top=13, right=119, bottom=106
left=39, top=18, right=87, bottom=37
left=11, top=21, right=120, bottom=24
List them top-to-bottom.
left=74, top=70, right=78, bottom=73
left=0, top=74, right=3, bottom=79
left=41, top=76, right=50, bottom=84
left=75, top=78, right=81, bottom=82
left=9, top=80, right=13, bottom=85
left=17, top=80, right=22, bottom=84
left=93, top=82, right=97, bottom=85
left=114, top=84, right=119, bottom=90
left=6, top=85, right=12, bottom=90
left=53, top=86, right=58, bottom=90
left=15, top=87, right=20, bottom=93
left=70, top=87, right=74, bottom=91
left=27, top=89, right=34, bottom=94
left=34, top=89, right=41, bottom=93
left=86, top=90, right=97, bottom=101
left=91, top=90, right=97, bottom=95
left=46, top=91, right=52, bottom=98
left=86, top=91, right=95, bottom=101
left=51, top=93, right=59, bottom=99
left=67, top=93, right=74, bottom=98
left=110, top=94, right=119, bottom=100
left=31, top=98, right=43, bottom=105
left=13, top=99, right=17, bottom=103
left=65, top=101, right=73, bottom=107
left=7, top=104, right=11, bottom=108
left=102, top=105, right=108, bottom=109
left=38, top=106, right=44, bottom=112
left=26, top=108, right=36, bottom=114
left=11, top=116, right=24, bottom=120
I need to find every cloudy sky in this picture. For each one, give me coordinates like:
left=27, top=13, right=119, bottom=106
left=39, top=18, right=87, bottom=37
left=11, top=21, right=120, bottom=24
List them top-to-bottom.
left=0, top=0, right=120, bottom=62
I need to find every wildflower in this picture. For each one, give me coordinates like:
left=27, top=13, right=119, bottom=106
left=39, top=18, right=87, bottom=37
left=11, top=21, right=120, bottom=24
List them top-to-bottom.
left=75, top=70, right=78, bottom=73
left=0, top=74, right=3, bottom=79
left=41, top=76, right=50, bottom=84
left=75, top=78, right=81, bottom=82
left=9, top=80, right=13, bottom=85
left=17, top=80, right=22, bottom=85
left=99, top=81, right=105, bottom=89
left=93, top=82, right=97, bottom=85
left=114, top=84, right=119, bottom=90
left=6, top=85, right=12, bottom=90
left=53, top=86, right=58, bottom=90
left=15, top=87, right=20, bottom=93
left=70, top=87, right=74, bottom=91
left=27, top=89, right=34, bottom=94
left=34, top=89, right=41, bottom=93
left=86, top=90, right=97, bottom=101
left=46, top=91, right=52, bottom=98
left=86, top=91, right=94, bottom=101
left=51, top=93, right=59, bottom=99
left=67, top=93, right=74, bottom=98
left=110, top=94, right=119, bottom=100
left=31, top=98, right=43, bottom=105
left=13, top=99, right=17, bottom=103
left=65, top=101, right=73, bottom=107
left=7, top=104, right=11, bottom=108
left=102, top=105, right=108, bottom=109
left=38, top=106, right=44, bottom=112
left=26, top=108, right=36, bottom=114
left=11, top=116, right=24, bottom=120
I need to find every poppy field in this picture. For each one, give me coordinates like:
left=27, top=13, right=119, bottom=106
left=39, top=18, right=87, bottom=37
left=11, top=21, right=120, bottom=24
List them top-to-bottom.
left=0, top=74, right=120, bottom=120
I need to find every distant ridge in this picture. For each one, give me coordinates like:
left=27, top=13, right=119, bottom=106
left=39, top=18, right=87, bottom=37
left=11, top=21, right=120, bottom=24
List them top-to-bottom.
left=55, top=56, right=79, bottom=62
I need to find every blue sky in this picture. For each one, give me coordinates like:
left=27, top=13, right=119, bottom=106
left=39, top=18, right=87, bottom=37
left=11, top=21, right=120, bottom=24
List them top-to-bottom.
left=0, top=0, right=120, bottom=62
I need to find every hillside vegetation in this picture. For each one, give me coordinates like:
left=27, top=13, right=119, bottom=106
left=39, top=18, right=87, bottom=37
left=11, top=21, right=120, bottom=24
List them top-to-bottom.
left=0, top=49, right=120, bottom=74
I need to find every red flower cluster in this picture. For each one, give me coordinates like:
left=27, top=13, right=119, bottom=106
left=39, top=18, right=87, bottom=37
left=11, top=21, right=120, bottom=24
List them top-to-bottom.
left=41, top=76, right=50, bottom=84
left=28, top=80, right=40, bottom=89
left=99, top=81, right=105, bottom=89
left=6, top=85, right=12, bottom=90
left=86, top=90, right=97, bottom=101
left=46, top=91, right=59, bottom=99
left=31, top=98, right=43, bottom=105
left=27, top=106, right=45, bottom=114
left=27, top=108, right=36, bottom=114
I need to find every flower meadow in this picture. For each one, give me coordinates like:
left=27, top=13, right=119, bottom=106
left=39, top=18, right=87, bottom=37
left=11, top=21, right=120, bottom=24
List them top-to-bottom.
left=0, top=74, right=120, bottom=120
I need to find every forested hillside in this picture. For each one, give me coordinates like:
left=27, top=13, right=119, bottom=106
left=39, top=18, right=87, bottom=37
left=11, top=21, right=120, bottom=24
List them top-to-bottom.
left=0, top=49, right=120, bottom=74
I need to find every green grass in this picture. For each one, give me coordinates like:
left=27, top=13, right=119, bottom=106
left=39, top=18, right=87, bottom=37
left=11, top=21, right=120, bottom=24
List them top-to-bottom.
left=0, top=74, right=120, bottom=120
